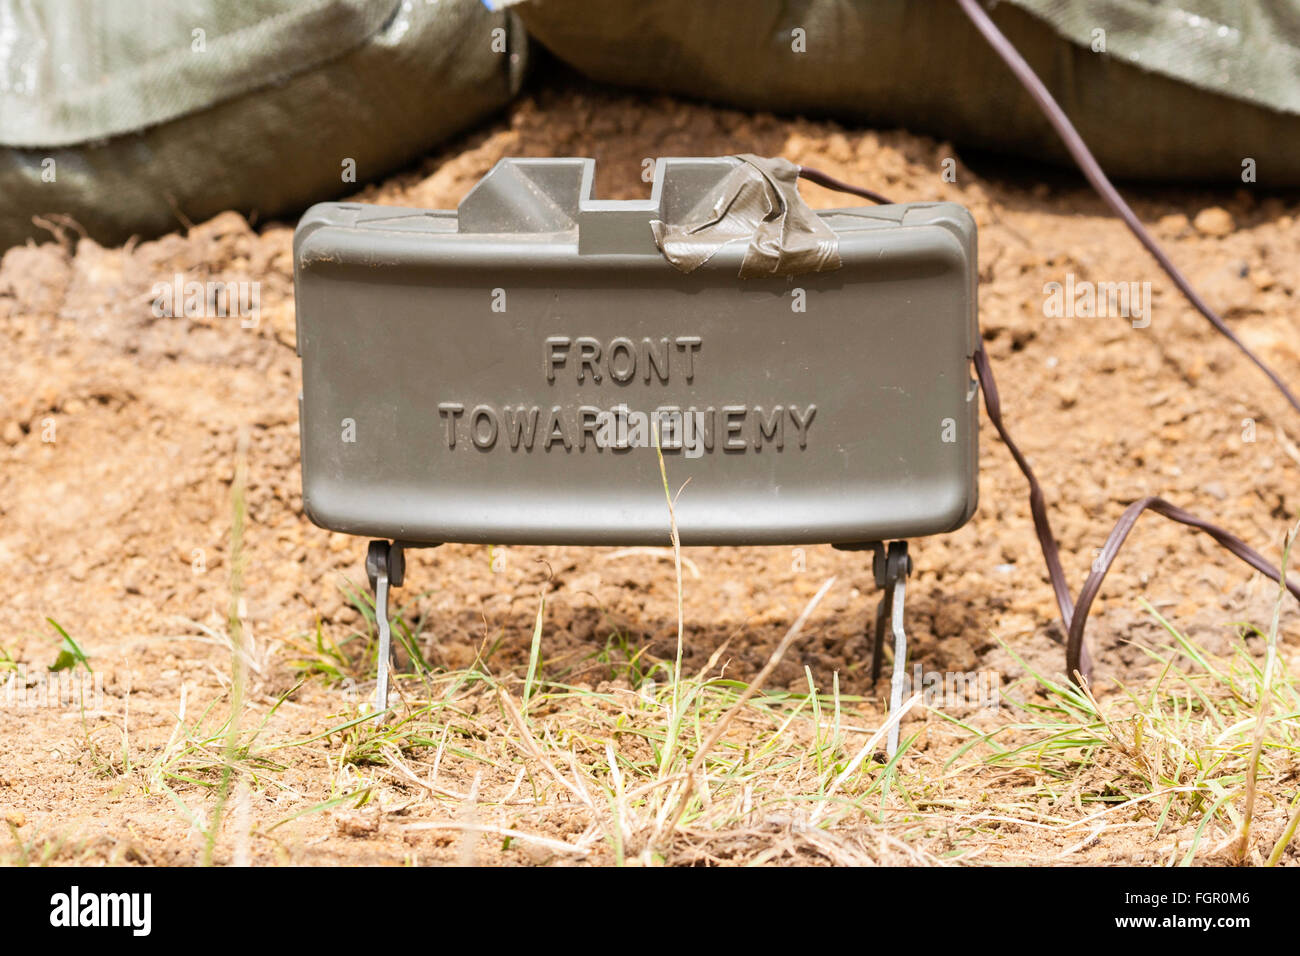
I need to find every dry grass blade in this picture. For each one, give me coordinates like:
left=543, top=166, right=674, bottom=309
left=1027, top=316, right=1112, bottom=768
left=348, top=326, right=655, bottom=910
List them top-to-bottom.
left=653, top=424, right=689, bottom=764
left=1236, top=519, right=1297, bottom=862
left=602, top=547, right=702, bottom=579
left=656, top=575, right=838, bottom=843
left=522, top=586, right=547, bottom=712
left=498, top=687, right=594, bottom=809
left=810, top=690, right=922, bottom=825
left=382, top=745, right=534, bottom=805
left=455, top=770, right=483, bottom=866
left=1267, top=797, right=1300, bottom=866
left=401, top=821, right=590, bottom=857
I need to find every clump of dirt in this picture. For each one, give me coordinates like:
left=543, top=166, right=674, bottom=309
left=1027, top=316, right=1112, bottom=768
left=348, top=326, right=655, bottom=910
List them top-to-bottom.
left=1, top=84, right=1297, bottom=865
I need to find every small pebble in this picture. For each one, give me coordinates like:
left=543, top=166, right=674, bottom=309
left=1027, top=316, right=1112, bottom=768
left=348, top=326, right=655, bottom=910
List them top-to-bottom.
left=1193, top=206, right=1234, bottom=237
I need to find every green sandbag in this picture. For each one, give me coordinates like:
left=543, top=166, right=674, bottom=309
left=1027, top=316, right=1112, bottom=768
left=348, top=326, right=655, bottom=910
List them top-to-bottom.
left=1, top=0, right=527, bottom=249
left=515, top=0, right=1300, bottom=184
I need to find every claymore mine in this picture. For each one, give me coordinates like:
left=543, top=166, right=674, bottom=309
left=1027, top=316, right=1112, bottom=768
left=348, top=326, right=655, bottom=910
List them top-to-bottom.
left=293, top=155, right=979, bottom=751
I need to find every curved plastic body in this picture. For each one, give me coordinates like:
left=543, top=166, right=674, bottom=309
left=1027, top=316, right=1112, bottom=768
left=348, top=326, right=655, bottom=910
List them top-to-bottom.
left=293, top=157, right=978, bottom=546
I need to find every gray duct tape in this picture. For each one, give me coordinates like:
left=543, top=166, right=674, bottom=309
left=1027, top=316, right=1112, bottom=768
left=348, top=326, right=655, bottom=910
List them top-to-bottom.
left=649, top=154, right=842, bottom=278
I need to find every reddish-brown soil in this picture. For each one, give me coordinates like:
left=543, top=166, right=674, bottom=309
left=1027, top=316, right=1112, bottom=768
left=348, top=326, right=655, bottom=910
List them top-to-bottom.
left=1, top=85, right=1298, bottom=865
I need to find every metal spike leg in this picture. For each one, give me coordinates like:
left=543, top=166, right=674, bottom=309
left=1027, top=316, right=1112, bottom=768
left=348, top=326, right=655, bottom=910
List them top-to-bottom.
left=365, top=540, right=405, bottom=718
left=882, top=542, right=912, bottom=757
left=887, top=572, right=908, bottom=756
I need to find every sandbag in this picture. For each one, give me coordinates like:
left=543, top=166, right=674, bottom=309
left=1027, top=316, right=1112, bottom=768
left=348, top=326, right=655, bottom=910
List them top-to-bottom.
left=0, top=0, right=527, bottom=249
left=514, top=0, right=1300, bottom=184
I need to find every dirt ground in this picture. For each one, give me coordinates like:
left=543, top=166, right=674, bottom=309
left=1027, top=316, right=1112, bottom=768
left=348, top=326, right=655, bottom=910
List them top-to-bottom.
left=2, top=84, right=1299, bottom=866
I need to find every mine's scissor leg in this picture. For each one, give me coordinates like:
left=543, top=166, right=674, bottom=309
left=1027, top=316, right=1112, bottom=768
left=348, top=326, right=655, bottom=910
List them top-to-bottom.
left=365, top=540, right=405, bottom=719
left=836, top=540, right=914, bottom=756
left=866, top=541, right=912, bottom=757
left=885, top=545, right=910, bottom=756
left=871, top=579, right=892, bottom=687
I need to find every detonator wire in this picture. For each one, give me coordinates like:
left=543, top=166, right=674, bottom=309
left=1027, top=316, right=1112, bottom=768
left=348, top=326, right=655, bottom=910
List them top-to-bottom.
left=794, top=0, right=1300, bottom=683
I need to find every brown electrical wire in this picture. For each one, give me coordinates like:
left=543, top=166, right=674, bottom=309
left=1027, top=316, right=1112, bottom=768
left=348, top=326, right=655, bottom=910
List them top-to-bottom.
left=955, top=0, right=1300, bottom=416
left=795, top=2, right=1300, bottom=681
left=796, top=163, right=1300, bottom=679
left=796, top=165, right=894, bottom=206
left=974, top=344, right=1298, bottom=682
left=971, top=347, right=1087, bottom=674
left=1066, top=497, right=1300, bottom=680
